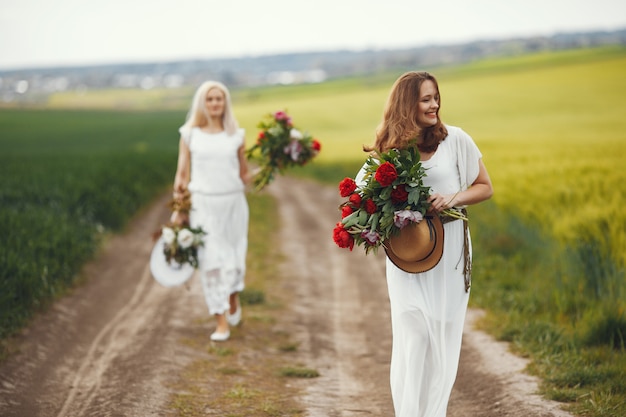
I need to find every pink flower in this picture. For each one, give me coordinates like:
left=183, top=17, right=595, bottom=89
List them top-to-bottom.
left=274, top=111, right=292, bottom=126
left=274, top=111, right=288, bottom=121
left=393, top=210, right=424, bottom=228
left=360, top=229, right=380, bottom=245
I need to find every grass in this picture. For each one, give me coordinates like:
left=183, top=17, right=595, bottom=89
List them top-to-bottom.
left=2, top=45, right=625, bottom=416
left=0, top=109, right=183, bottom=349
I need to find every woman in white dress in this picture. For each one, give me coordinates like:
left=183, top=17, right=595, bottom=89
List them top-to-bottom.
left=364, top=72, right=493, bottom=416
left=171, top=81, right=250, bottom=342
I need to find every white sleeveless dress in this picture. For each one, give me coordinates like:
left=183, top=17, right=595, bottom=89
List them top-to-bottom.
left=357, top=126, right=482, bottom=417
left=181, top=127, right=249, bottom=315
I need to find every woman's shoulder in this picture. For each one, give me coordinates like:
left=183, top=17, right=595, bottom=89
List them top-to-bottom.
left=444, top=124, right=469, bottom=139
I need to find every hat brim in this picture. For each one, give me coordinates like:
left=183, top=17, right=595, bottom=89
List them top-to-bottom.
left=384, top=214, right=444, bottom=274
left=150, top=237, right=197, bottom=287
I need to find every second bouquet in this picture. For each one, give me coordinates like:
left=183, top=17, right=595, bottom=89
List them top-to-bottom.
left=246, top=110, right=321, bottom=191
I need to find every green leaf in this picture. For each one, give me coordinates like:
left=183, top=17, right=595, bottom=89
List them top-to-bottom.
left=358, top=209, right=368, bottom=225
left=342, top=211, right=360, bottom=228
left=370, top=212, right=379, bottom=231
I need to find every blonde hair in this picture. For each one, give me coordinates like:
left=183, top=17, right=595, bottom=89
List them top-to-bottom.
left=365, top=71, right=447, bottom=153
left=180, top=81, right=239, bottom=136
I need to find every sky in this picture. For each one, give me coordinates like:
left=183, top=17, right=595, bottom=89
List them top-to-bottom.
left=0, top=0, right=624, bottom=70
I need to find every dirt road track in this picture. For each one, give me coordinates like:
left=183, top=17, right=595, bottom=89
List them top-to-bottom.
left=0, top=177, right=573, bottom=416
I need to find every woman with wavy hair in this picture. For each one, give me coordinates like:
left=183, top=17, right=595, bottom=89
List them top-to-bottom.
left=363, top=71, right=493, bottom=416
left=171, top=81, right=250, bottom=342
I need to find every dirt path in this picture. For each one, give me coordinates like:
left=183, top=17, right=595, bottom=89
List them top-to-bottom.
left=0, top=177, right=573, bottom=417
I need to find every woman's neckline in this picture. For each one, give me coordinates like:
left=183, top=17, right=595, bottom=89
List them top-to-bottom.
left=197, top=127, right=225, bottom=135
left=420, top=146, right=440, bottom=163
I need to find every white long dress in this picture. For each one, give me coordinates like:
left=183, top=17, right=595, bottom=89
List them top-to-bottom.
left=359, top=126, right=482, bottom=417
left=181, top=127, right=249, bottom=315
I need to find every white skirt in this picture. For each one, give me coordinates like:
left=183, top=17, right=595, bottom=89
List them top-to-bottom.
left=190, top=191, right=248, bottom=315
left=386, top=220, right=471, bottom=417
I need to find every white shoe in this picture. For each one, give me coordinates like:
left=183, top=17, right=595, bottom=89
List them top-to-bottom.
left=227, top=301, right=242, bottom=326
left=210, top=330, right=230, bottom=342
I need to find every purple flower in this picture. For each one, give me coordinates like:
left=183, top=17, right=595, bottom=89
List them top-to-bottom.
left=284, top=139, right=303, bottom=161
left=393, top=210, right=424, bottom=228
left=360, top=229, right=380, bottom=245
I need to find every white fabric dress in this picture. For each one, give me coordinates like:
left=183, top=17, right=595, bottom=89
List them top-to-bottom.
left=357, top=126, right=482, bottom=417
left=181, top=127, right=249, bottom=315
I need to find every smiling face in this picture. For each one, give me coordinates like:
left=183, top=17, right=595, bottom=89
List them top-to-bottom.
left=416, top=80, right=440, bottom=128
left=204, top=87, right=225, bottom=119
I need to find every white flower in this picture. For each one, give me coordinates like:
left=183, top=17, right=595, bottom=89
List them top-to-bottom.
left=289, top=128, right=303, bottom=140
left=284, top=139, right=303, bottom=161
left=393, top=210, right=424, bottom=228
left=162, top=227, right=176, bottom=244
left=177, top=228, right=195, bottom=249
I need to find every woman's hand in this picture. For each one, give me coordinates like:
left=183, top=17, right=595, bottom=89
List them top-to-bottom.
left=427, top=193, right=458, bottom=213
left=170, top=210, right=189, bottom=226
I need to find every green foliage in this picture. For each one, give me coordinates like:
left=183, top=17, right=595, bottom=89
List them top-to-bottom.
left=2, top=46, right=626, bottom=417
left=0, top=108, right=182, bottom=341
left=245, top=110, right=320, bottom=191
left=338, top=146, right=433, bottom=253
left=467, top=201, right=626, bottom=417
left=278, top=366, right=320, bottom=378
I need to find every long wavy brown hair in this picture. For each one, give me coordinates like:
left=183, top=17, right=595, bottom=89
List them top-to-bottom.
left=365, top=71, right=448, bottom=153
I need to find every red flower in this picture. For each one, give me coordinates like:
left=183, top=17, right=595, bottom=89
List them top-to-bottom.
left=257, top=131, right=265, bottom=144
left=312, top=139, right=321, bottom=152
left=375, top=162, right=397, bottom=187
left=339, top=177, right=357, bottom=197
left=391, top=185, right=409, bottom=203
left=349, top=193, right=362, bottom=207
left=364, top=199, right=377, bottom=214
left=341, top=205, right=354, bottom=218
left=333, top=222, right=354, bottom=250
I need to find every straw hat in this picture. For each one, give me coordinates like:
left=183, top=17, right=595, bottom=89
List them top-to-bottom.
left=384, top=212, right=444, bottom=273
left=150, top=236, right=197, bottom=287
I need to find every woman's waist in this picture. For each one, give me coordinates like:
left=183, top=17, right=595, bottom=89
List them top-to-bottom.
left=188, top=181, right=244, bottom=196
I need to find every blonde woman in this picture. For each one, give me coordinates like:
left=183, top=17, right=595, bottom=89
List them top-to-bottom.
left=171, top=81, right=250, bottom=342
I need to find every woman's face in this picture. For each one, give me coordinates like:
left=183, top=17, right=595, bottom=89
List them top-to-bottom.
left=415, top=80, right=440, bottom=128
left=205, top=87, right=225, bottom=118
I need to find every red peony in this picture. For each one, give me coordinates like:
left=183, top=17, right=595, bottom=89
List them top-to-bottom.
left=312, top=139, right=321, bottom=152
left=375, top=162, right=397, bottom=187
left=339, top=177, right=357, bottom=197
left=391, top=185, right=409, bottom=204
left=349, top=193, right=362, bottom=207
left=364, top=199, right=377, bottom=214
left=341, top=205, right=354, bottom=218
left=333, top=222, right=354, bottom=250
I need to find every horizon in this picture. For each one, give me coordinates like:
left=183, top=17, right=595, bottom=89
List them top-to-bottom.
left=1, top=0, right=625, bottom=72
left=1, top=26, right=624, bottom=74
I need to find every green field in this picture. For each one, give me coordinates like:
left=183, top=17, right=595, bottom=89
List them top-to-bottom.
left=2, top=46, right=625, bottom=416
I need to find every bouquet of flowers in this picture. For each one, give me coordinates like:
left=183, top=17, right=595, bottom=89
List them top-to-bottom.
left=246, top=110, right=321, bottom=191
left=333, top=144, right=466, bottom=253
left=153, top=190, right=207, bottom=268
left=158, top=224, right=206, bottom=268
